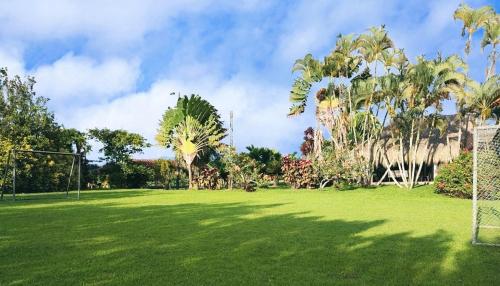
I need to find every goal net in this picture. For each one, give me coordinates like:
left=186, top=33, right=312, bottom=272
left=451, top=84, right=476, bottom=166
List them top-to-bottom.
left=472, top=125, right=500, bottom=246
left=1, top=149, right=81, bottom=201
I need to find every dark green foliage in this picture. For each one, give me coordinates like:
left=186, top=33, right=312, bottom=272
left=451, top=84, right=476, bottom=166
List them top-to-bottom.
left=87, top=128, right=151, bottom=189
left=245, top=145, right=282, bottom=182
left=435, top=151, right=473, bottom=198
left=123, top=163, right=154, bottom=188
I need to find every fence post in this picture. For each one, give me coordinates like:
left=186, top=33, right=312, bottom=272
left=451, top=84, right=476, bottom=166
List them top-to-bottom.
left=472, top=127, right=478, bottom=244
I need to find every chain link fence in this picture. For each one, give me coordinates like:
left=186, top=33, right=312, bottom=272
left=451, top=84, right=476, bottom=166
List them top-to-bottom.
left=472, top=125, right=500, bottom=246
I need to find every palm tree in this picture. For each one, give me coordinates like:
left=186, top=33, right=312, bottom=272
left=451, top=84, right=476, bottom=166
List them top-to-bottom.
left=454, top=3, right=495, bottom=55
left=481, top=14, right=499, bottom=78
left=356, top=26, right=394, bottom=141
left=356, top=26, right=394, bottom=75
left=288, top=54, right=323, bottom=116
left=382, top=55, right=468, bottom=188
left=457, top=76, right=500, bottom=124
left=157, top=94, right=226, bottom=189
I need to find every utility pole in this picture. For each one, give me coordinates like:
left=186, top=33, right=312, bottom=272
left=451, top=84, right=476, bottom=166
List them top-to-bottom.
left=230, top=111, right=234, bottom=147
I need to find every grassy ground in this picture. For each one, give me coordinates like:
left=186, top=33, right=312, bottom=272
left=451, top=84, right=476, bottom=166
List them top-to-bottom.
left=0, top=186, right=499, bottom=285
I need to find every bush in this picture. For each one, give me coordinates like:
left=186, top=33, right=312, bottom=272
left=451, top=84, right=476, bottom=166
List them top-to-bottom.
left=220, top=145, right=261, bottom=191
left=435, top=151, right=472, bottom=198
left=281, top=155, right=317, bottom=188
left=197, top=166, right=221, bottom=190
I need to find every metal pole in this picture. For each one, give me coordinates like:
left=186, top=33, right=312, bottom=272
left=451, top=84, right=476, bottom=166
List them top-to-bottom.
left=230, top=111, right=234, bottom=147
left=472, top=127, right=478, bottom=244
left=1, top=150, right=12, bottom=200
left=12, top=150, right=16, bottom=201
left=77, top=154, right=81, bottom=200
left=66, top=156, right=75, bottom=198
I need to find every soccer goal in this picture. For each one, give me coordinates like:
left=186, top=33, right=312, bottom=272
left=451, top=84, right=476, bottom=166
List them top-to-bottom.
left=472, top=125, right=500, bottom=246
left=0, top=149, right=81, bottom=201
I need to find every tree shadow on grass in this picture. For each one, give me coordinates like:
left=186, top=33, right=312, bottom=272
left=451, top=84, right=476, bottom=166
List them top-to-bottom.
left=0, top=189, right=158, bottom=206
left=0, top=201, right=498, bottom=285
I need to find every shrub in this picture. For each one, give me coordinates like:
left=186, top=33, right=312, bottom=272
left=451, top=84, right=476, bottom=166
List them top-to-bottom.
left=220, top=145, right=261, bottom=191
left=435, top=151, right=472, bottom=198
left=281, top=155, right=318, bottom=188
left=197, top=166, right=221, bottom=190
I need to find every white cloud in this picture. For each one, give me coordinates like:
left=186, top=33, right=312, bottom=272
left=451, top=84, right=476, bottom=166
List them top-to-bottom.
left=0, top=0, right=269, bottom=51
left=0, top=45, right=25, bottom=77
left=33, top=54, right=139, bottom=106
left=63, top=75, right=310, bottom=160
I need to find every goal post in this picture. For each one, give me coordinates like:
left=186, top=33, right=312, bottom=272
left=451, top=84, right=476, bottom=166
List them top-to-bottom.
left=472, top=125, right=500, bottom=246
left=0, top=149, right=81, bottom=201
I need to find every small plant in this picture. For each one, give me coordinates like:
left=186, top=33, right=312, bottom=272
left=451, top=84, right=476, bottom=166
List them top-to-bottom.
left=435, top=151, right=472, bottom=198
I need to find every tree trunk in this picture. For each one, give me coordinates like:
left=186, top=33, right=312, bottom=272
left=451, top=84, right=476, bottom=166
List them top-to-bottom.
left=488, top=45, right=497, bottom=79
left=187, top=164, right=193, bottom=189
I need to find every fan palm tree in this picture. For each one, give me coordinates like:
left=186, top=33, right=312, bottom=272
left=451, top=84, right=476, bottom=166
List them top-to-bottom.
left=454, top=3, right=495, bottom=55
left=157, top=94, right=226, bottom=189
left=172, top=115, right=224, bottom=189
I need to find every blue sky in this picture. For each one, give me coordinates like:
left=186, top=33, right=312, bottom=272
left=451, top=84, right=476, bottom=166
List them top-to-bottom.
left=0, top=0, right=498, bottom=160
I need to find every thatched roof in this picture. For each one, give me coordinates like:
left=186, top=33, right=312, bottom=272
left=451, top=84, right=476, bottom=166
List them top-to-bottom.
left=370, top=115, right=473, bottom=166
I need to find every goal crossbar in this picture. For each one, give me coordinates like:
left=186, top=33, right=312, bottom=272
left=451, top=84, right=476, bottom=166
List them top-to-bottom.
left=0, top=149, right=82, bottom=201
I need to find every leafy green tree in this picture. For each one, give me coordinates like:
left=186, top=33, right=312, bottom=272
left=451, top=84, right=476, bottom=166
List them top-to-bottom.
left=0, top=68, right=78, bottom=193
left=156, top=94, right=225, bottom=189
left=88, top=128, right=149, bottom=164
left=88, top=128, right=150, bottom=188
left=245, top=145, right=282, bottom=179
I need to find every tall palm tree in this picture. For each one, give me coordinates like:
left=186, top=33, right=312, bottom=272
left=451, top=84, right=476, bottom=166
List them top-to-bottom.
left=454, top=3, right=495, bottom=55
left=481, top=14, right=500, bottom=78
left=356, top=26, right=394, bottom=142
left=384, top=55, right=467, bottom=188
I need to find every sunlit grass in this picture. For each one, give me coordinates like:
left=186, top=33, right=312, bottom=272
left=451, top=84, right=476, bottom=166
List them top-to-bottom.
left=0, top=186, right=498, bottom=285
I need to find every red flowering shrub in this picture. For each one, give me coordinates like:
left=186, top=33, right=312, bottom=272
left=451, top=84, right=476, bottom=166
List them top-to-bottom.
left=435, top=151, right=472, bottom=198
left=281, top=155, right=318, bottom=188
left=197, top=167, right=221, bottom=190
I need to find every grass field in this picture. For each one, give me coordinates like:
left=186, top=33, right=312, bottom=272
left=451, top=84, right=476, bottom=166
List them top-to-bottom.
left=0, top=186, right=499, bottom=285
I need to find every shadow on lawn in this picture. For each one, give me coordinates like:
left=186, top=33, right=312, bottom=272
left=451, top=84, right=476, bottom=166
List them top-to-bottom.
left=0, top=189, right=157, bottom=205
left=0, top=201, right=498, bottom=285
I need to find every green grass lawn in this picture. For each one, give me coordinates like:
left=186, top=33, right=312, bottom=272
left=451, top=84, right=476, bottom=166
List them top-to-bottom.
left=0, top=186, right=499, bottom=285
